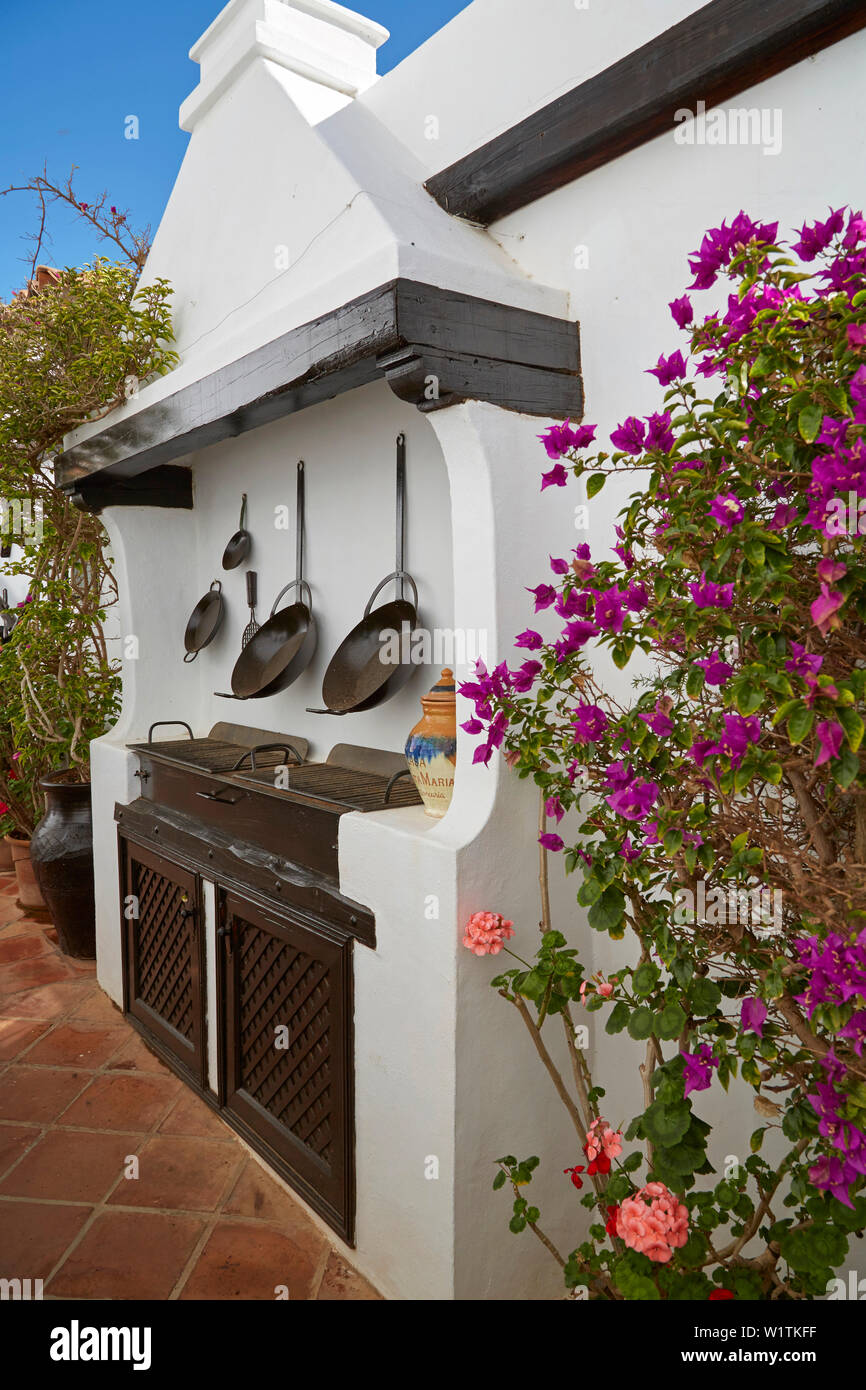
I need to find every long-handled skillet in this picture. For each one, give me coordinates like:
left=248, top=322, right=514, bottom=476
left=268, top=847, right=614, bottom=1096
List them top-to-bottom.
left=308, top=433, right=419, bottom=715
left=216, top=462, right=316, bottom=701
left=183, top=580, right=224, bottom=663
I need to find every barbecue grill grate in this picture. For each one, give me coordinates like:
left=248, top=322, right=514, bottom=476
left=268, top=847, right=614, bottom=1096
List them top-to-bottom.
left=130, top=738, right=292, bottom=774
left=236, top=762, right=422, bottom=811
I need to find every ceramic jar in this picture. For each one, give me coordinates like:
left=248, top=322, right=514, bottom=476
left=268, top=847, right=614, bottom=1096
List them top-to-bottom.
left=405, top=668, right=457, bottom=818
left=30, top=774, right=96, bottom=957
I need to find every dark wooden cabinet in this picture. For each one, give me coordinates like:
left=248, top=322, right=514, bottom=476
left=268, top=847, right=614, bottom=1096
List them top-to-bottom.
left=118, top=828, right=355, bottom=1243
left=120, top=836, right=206, bottom=1088
left=218, top=890, right=354, bottom=1242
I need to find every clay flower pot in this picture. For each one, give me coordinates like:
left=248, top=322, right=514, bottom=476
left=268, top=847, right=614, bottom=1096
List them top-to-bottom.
left=405, top=667, right=457, bottom=818
left=30, top=773, right=96, bottom=958
left=0, top=836, right=13, bottom=872
left=9, top=836, right=48, bottom=915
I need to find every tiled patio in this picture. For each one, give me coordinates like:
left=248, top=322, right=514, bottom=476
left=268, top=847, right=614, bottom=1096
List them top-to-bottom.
left=0, top=870, right=380, bottom=1301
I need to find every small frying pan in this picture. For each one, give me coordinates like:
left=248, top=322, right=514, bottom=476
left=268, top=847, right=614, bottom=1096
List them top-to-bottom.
left=308, top=434, right=419, bottom=715
left=222, top=462, right=317, bottom=700
left=222, top=494, right=252, bottom=571
left=183, top=580, right=224, bottom=663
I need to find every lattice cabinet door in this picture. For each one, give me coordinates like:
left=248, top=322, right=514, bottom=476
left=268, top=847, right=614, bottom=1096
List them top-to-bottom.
left=120, top=837, right=205, bottom=1086
left=219, top=889, right=354, bottom=1242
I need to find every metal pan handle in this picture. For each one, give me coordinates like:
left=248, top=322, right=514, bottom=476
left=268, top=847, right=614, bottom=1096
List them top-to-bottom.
left=239, top=495, right=247, bottom=530
left=363, top=570, right=418, bottom=618
left=210, top=579, right=222, bottom=594
left=270, top=579, right=312, bottom=616
left=183, top=651, right=199, bottom=664
left=305, top=707, right=348, bottom=716
left=148, top=721, right=194, bottom=744
left=384, top=768, right=413, bottom=805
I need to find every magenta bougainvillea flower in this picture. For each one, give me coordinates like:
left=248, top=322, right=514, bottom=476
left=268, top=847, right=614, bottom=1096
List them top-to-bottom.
left=792, top=207, right=845, bottom=261
left=669, top=293, right=693, bottom=328
left=646, top=350, right=687, bottom=386
left=645, top=411, right=675, bottom=453
left=610, top=416, right=646, bottom=455
left=538, top=420, right=597, bottom=460
left=541, top=463, right=569, bottom=490
left=708, top=492, right=745, bottom=530
left=689, top=574, right=734, bottom=609
left=527, top=583, right=557, bottom=612
left=810, top=583, right=845, bottom=635
left=594, top=588, right=625, bottom=633
left=514, top=629, right=543, bottom=650
left=694, top=651, right=733, bottom=686
left=573, top=704, right=609, bottom=743
left=638, top=704, right=674, bottom=738
left=814, top=720, right=845, bottom=766
left=606, top=778, right=659, bottom=822
left=539, top=832, right=564, bottom=853
left=462, top=911, right=515, bottom=957
left=741, top=997, right=768, bottom=1036
left=681, top=1044, right=720, bottom=1097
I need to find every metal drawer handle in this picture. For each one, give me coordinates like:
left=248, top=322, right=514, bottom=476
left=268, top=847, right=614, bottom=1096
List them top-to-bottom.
left=195, top=787, right=246, bottom=805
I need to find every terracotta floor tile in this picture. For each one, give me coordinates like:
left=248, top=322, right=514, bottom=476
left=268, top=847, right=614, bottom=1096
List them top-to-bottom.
left=0, top=935, right=50, bottom=965
left=0, top=955, right=76, bottom=994
left=0, top=979, right=96, bottom=1020
left=69, top=987, right=122, bottom=1025
left=0, top=1018, right=50, bottom=1062
left=26, top=1021, right=128, bottom=1069
left=105, top=1032, right=171, bottom=1075
left=0, top=1066, right=90, bottom=1124
left=59, top=1072, right=182, bottom=1132
left=159, top=1088, right=228, bottom=1139
left=0, top=1123, right=41, bottom=1178
left=0, top=1129, right=137, bottom=1204
left=108, top=1134, right=242, bottom=1212
left=222, top=1162, right=328, bottom=1261
left=0, top=1199, right=93, bottom=1280
left=47, top=1209, right=204, bottom=1300
left=179, top=1220, right=320, bottom=1300
left=317, top=1252, right=382, bottom=1300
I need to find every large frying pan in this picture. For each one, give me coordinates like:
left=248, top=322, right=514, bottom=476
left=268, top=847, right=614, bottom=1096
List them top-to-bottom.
left=308, top=434, right=419, bottom=716
left=220, top=462, right=316, bottom=700
left=183, top=580, right=224, bottom=663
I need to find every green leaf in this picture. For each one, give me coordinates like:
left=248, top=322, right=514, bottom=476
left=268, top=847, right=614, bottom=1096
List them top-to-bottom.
left=798, top=403, right=823, bottom=443
left=586, top=473, right=606, bottom=499
left=787, top=702, right=814, bottom=745
left=838, top=707, right=865, bottom=753
left=588, top=885, right=626, bottom=935
left=633, top=962, right=660, bottom=998
left=689, top=979, right=722, bottom=1016
left=605, top=1001, right=630, bottom=1034
left=656, top=1002, right=687, bottom=1041
left=627, top=1006, right=655, bottom=1041
left=493, top=1170, right=506, bottom=1190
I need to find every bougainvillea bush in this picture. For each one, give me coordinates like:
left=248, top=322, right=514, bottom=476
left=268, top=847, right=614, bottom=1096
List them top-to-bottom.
left=462, top=208, right=866, bottom=1299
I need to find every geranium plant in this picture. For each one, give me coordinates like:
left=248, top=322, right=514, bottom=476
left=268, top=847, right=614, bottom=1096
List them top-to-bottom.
left=462, top=209, right=866, bottom=1299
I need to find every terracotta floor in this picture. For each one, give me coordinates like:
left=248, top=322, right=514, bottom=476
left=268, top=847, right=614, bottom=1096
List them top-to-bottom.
left=0, top=870, right=380, bottom=1301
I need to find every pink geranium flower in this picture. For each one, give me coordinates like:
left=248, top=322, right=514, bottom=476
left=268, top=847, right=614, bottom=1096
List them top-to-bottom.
left=462, top=911, right=514, bottom=957
left=619, top=1182, right=689, bottom=1264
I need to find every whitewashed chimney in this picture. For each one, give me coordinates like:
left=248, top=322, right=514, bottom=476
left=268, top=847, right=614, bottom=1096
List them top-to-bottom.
left=180, top=0, right=389, bottom=131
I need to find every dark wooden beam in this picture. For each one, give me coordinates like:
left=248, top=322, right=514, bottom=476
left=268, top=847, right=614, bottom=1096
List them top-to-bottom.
left=425, top=0, right=866, bottom=224
left=56, top=279, right=581, bottom=491
left=67, top=465, right=193, bottom=515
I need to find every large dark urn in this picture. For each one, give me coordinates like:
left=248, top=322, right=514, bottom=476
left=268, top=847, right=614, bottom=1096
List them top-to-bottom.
left=30, top=773, right=96, bottom=959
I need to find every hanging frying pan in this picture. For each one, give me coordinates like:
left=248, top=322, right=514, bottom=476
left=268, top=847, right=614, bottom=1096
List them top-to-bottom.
left=308, top=433, right=419, bottom=716
left=219, top=462, right=317, bottom=700
left=222, top=494, right=252, bottom=571
left=183, top=580, right=224, bottom=663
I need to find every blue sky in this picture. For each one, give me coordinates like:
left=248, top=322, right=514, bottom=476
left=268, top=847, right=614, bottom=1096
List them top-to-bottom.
left=0, top=0, right=470, bottom=299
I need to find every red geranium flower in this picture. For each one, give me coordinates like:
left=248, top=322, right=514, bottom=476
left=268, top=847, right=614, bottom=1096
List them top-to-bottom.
left=564, top=1165, right=585, bottom=1190
left=605, top=1205, right=619, bottom=1237
left=709, top=1289, right=735, bottom=1300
